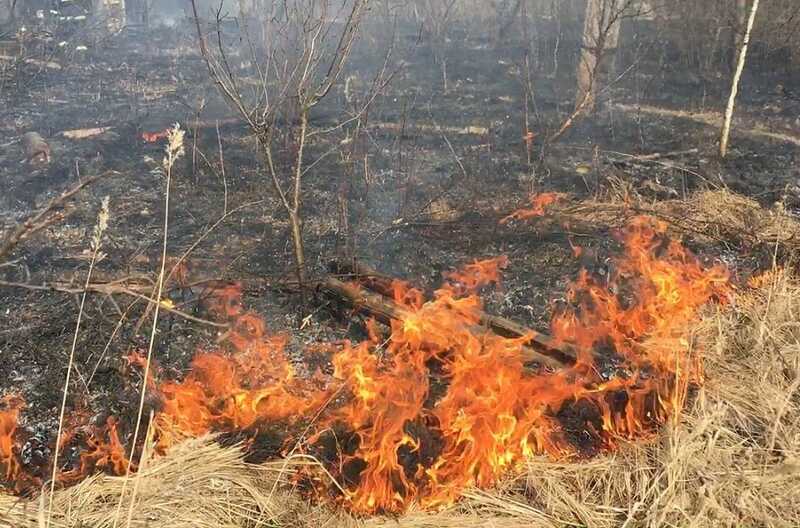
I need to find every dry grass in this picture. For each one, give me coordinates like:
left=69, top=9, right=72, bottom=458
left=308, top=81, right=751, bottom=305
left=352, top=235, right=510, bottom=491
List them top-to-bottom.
left=613, top=103, right=800, bottom=147
left=525, top=188, right=800, bottom=253
left=3, top=192, right=800, bottom=527
left=505, top=265, right=800, bottom=527
left=0, top=438, right=330, bottom=528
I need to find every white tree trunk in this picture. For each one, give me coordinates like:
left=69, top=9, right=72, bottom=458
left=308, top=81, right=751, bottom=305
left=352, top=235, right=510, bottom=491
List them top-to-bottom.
left=95, top=0, right=126, bottom=32
left=576, top=0, right=622, bottom=113
left=720, top=0, right=760, bottom=158
left=732, top=0, right=747, bottom=67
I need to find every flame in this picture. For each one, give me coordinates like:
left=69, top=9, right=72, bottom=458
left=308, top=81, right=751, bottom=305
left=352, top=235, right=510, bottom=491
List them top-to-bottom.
left=141, top=129, right=171, bottom=143
left=501, top=192, right=564, bottom=223
left=0, top=217, right=729, bottom=514
left=443, top=255, right=509, bottom=294
left=154, top=282, right=330, bottom=449
left=0, top=395, right=129, bottom=495
left=0, top=395, right=35, bottom=494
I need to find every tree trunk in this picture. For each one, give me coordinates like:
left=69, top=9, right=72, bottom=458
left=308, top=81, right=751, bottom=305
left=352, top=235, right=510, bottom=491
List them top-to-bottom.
left=0, top=0, right=10, bottom=24
left=94, top=0, right=126, bottom=32
left=575, top=0, right=622, bottom=114
left=720, top=0, right=760, bottom=158
left=732, top=0, right=747, bottom=69
left=289, top=110, right=310, bottom=287
left=289, top=211, right=307, bottom=286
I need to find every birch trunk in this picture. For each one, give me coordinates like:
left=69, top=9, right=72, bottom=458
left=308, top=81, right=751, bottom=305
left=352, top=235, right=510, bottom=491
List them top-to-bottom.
left=95, top=0, right=126, bottom=32
left=575, top=0, right=622, bottom=114
left=720, top=0, right=760, bottom=158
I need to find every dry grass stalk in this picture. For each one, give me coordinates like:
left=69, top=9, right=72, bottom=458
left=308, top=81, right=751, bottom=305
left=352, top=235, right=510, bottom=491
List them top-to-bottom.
left=112, top=124, right=184, bottom=528
left=46, top=196, right=110, bottom=528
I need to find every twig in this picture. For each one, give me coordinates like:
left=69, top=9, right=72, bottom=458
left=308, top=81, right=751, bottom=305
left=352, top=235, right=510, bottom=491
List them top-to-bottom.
left=215, top=120, right=228, bottom=216
left=0, top=172, right=115, bottom=263
left=0, top=280, right=226, bottom=328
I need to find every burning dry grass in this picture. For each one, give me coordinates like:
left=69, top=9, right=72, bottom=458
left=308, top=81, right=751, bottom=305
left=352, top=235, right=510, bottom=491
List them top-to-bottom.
left=520, top=188, right=800, bottom=252
left=3, top=265, right=799, bottom=527
left=507, top=265, right=800, bottom=527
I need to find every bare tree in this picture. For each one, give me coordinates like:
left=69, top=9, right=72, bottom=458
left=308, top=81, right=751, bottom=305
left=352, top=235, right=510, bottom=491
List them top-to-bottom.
left=190, top=0, right=371, bottom=288
left=545, top=0, right=647, bottom=143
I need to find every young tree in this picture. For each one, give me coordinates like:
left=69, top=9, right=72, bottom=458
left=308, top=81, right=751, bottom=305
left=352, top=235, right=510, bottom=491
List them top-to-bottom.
left=190, top=0, right=371, bottom=287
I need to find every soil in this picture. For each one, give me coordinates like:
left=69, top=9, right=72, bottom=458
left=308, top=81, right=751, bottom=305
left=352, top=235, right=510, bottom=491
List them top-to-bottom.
left=1, top=13, right=798, bottom=489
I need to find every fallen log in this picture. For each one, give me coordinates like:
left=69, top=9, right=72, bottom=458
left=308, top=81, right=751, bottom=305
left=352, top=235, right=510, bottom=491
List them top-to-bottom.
left=369, top=122, right=489, bottom=137
left=61, top=127, right=114, bottom=140
left=331, top=260, right=578, bottom=364
left=317, top=276, right=567, bottom=370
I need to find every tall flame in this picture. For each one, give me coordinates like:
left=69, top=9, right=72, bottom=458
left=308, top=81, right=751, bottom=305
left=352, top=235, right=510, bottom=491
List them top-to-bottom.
left=0, top=217, right=728, bottom=513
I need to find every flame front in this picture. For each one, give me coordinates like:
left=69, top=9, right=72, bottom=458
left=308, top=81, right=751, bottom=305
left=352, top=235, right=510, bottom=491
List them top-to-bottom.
left=0, top=217, right=728, bottom=514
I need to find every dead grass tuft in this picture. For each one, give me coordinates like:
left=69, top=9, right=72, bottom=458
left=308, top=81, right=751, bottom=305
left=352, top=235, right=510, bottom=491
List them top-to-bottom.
left=525, top=189, right=800, bottom=253
left=0, top=438, right=321, bottom=528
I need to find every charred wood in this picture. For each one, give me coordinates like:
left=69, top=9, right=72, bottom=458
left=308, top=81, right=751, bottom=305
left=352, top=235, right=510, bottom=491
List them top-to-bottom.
left=331, top=259, right=579, bottom=364
left=317, top=275, right=567, bottom=371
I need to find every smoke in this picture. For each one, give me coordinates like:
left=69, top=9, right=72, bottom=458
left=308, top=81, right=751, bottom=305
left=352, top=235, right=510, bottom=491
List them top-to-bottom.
left=150, top=0, right=239, bottom=27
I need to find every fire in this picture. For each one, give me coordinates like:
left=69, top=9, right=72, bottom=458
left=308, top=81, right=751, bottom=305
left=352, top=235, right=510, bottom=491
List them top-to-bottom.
left=141, top=129, right=171, bottom=143
left=501, top=192, right=564, bottom=223
left=0, top=217, right=729, bottom=514
left=154, top=282, right=330, bottom=448
left=0, top=395, right=129, bottom=495
left=0, top=395, right=33, bottom=494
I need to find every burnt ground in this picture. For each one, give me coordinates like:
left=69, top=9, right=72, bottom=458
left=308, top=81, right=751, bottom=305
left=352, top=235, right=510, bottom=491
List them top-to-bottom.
left=1, top=15, right=799, bottom=479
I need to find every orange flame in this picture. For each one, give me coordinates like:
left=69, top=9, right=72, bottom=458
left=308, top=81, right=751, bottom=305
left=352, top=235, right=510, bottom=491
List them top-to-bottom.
left=141, top=129, right=171, bottom=143
left=501, top=192, right=564, bottom=223
left=0, top=217, right=729, bottom=514
left=1, top=395, right=129, bottom=495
